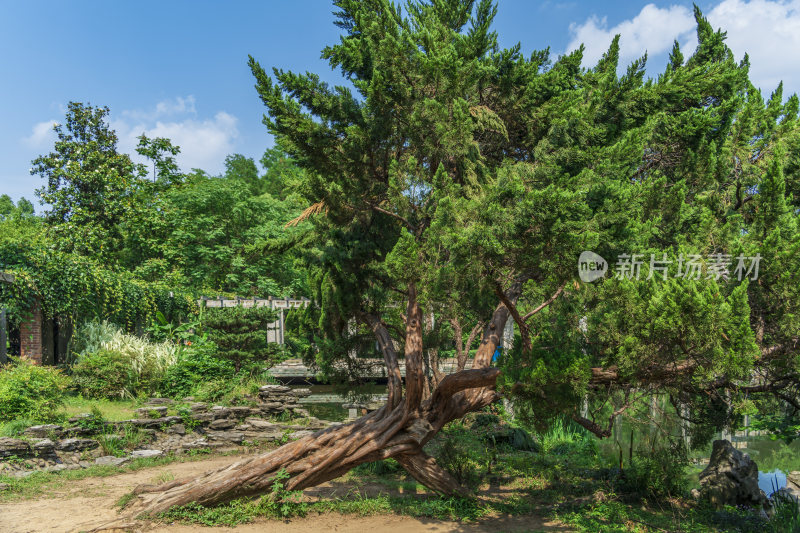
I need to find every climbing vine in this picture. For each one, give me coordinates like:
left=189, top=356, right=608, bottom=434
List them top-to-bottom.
left=0, top=242, right=195, bottom=328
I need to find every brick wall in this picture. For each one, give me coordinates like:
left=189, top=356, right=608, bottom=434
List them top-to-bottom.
left=20, top=298, right=42, bottom=364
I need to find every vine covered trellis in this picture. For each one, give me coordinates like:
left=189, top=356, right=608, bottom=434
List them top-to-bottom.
left=0, top=242, right=195, bottom=328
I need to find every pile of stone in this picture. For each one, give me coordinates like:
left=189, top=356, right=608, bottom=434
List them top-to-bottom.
left=257, top=385, right=311, bottom=416
left=0, top=393, right=336, bottom=479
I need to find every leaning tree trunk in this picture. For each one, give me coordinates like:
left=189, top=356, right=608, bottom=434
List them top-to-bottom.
left=111, top=282, right=522, bottom=522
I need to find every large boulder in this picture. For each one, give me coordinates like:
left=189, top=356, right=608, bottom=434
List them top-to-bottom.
left=697, top=439, right=767, bottom=509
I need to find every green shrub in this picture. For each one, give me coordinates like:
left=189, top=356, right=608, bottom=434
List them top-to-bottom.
left=202, top=306, right=278, bottom=373
left=70, top=320, right=178, bottom=394
left=70, top=349, right=139, bottom=399
left=161, top=349, right=235, bottom=398
left=0, top=362, right=71, bottom=422
left=618, top=442, right=689, bottom=499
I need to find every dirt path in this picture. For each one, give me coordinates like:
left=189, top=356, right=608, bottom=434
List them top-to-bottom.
left=0, top=455, right=571, bottom=533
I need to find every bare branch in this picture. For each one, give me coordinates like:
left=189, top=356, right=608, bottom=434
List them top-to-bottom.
left=522, top=282, right=567, bottom=322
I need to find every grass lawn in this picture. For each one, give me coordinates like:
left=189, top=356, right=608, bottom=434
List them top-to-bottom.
left=60, top=396, right=140, bottom=421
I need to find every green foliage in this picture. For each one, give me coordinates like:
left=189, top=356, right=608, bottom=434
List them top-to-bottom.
left=30, top=102, right=148, bottom=262
left=153, top=169, right=308, bottom=296
left=0, top=243, right=194, bottom=330
left=202, top=306, right=278, bottom=372
left=69, top=321, right=179, bottom=398
left=70, top=349, right=139, bottom=399
left=161, top=349, right=235, bottom=399
left=0, top=362, right=70, bottom=422
left=73, top=405, right=107, bottom=434
left=0, top=418, right=35, bottom=437
left=96, top=424, right=151, bottom=456
left=620, top=443, right=690, bottom=499
left=352, top=458, right=403, bottom=477
left=159, top=468, right=307, bottom=525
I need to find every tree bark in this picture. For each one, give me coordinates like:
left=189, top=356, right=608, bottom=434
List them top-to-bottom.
left=107, top=281, right=524, bottom=525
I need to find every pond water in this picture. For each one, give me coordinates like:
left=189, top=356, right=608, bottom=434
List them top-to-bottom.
left=759, top=469, right=787, bottom=496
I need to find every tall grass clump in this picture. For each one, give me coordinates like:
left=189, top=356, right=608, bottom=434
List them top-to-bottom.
left=70, top=320, right=178, bottom=399
left=537, top=416, right=595, bottom=455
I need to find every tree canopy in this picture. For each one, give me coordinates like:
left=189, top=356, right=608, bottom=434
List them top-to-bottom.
left=249, top=0, right=800, bottom=445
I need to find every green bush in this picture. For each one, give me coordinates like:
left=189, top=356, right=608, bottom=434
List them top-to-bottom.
left=202, top=306, right=278, bottom=373
left=70, top=320, right=178, bottom=394
left=70, top=349, right=139, bottom=399
left=161, top=349, right=235, bottom=398
left=0, top=362, right=71, bottom=422
left=619, top=443, right=689, bottom=499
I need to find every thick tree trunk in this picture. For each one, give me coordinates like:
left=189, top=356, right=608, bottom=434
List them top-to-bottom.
left=109, top=281, right=523, bottom=524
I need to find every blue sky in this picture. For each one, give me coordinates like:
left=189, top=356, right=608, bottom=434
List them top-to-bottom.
left=2, top=0, right=799, bottom=208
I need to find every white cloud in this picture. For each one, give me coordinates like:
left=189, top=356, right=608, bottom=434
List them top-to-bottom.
left=566, top=0, right=800, bottom=96
left=704, top=0, right=800, bottom=95
left=566, top=4, right=695, bottom=67
left=122, top=95, right=197, bottom=122
left=113, top=97, right=239, bottom=175
left=22, top=120, right=58, bottom=147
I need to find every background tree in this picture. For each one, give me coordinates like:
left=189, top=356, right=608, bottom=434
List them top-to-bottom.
left=30, top=102, right=147, bottom=262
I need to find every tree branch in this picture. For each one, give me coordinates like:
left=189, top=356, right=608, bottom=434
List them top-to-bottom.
left=522, top=282, right=567, bottom=322
left=361, top=312, right=403, bottom=410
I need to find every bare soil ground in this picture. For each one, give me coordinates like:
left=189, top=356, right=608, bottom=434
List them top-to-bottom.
left=0, top=455, right=571, bottom=533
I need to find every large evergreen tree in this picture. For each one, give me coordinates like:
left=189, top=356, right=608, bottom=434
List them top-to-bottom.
left=118, top=1, right=800, bottom=517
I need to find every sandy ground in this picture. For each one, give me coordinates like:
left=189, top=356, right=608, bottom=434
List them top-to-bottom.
left=0, top=455, right=571, bottom=533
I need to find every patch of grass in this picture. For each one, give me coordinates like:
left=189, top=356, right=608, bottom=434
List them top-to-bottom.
left=61, top=396, right=138, bottom=422
left=0, top=418, right=35, bottom=437
left=158, top=469, right=307, bottom=525
left=151, top=471, right=175, bottom=484
left=115, top=492, right=136, bottom=509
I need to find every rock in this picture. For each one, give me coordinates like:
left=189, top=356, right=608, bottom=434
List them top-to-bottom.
left=259, top=384, right=291, bottom=394
left=293, top=388, right=312, bottom=398
left=182, top=396, right=196, bottom=402
left=144, top=397, right=174, bottom=405
left=189, top=402, right=208, bottom=413
left=136, top=406, right=168, bottom=418
left=229, top=406, right=252, bottom=418
left=291, top=408, right=310, bottom=418
left=122, top=416, right=181, bottom=429
left=245, top=418, right=277, bottom=430
left=209, top=419, right=236, bottom=430
left=23, top=424, right=63, bottom=438
left=167, top=424, right=186, bottom=436
left=62, top=426, right=96, bottom=437
left=288, top=430, right=314, bottom=440
left=206, top=431, right=244, bottom=444
left=0, top=438, right=31, bottom=459
left=56, top=438, right=99, bottom=452
left=180, top=438, right=210, bottom=450
left=32, top=439, right=56, bottom=456
left=697, top=439, right=767, bottom=509
left=129, top=449, right=163, bottom=459
left=95, top=455, right=129, bottom=466
left=788, top=471, right=800, bottom=490
left=0, top=483, right=8, bottom=491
